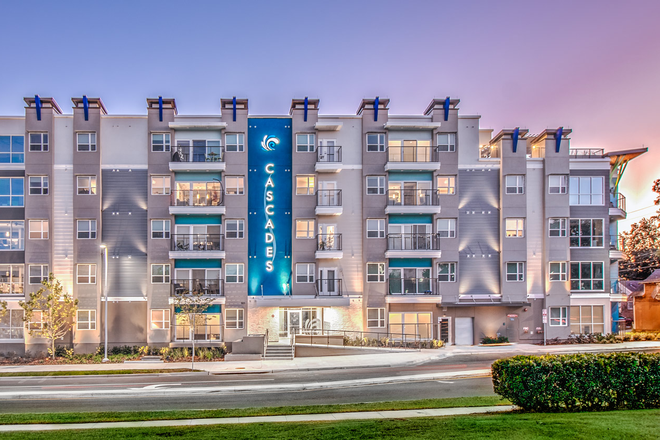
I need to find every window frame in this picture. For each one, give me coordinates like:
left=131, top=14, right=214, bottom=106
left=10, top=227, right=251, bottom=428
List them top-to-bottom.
left=29, top=132, right=49, bottom=152
left=76, top=132, right=97, bottom=152
left=151, top=133, right=171, bottom=152
left=225, top=133, right=245, bottom=152
left=296, top=133, right=316, bottom=152
left=366, top=133, right=386, bottom=152
left=436, top=133, right=456, bottom=152
left=0, top=135, right=25, bottom=164
left=76, top=175, right=97, bottom=195
left=296, top=175, right=315, bottom=195
left=437, top=175, right=456, bottom=195
left=505, top=175, right=525, bottom=194
left=548, top=175, right=568, bottom=194
left=29, top=176, right=49, bottom=195
left=151, top=176, right=171, bottom=195
left=225, top=176, right=245, bottom=195
left=366, top=176, right=386, bottom=195
left=569, top=176, right=604, bottom=206
left=0, top=177, right=25, bottom=207
left=437, top=218, right=456, bottom=238
left=505, top=218, right=525, bottom=238
left=549, top=218, right=567, bottom=237
left=569, top=218, right=604, bottom=248
left=28, top=219, right=49, bottom=240
left=76, top=219, right=97, bottom=240
left=225, top=219, right=245, bottom=239
left=296, top=219, right=315, bottom=239
left=366, top=219, right=385, bottom=238
left=151, top=220, right=171, bottom=239
left=0, top=221, right=25, bottom=251
left=570, top=261, right=605, bottom=291
left=366, top=262, right=385, bottom=283
left=438, top=262, right=456, bottom=282
left=506, top=262, right=525, bottom=282
left=549, top=262, right=568, bottom=281
left=225, top=263, right=244, bottom=283
left=296, top=263, right=315, bottom=283
left=0, top=264, right=24, bottom=294
left=29, top=264, right=49, bottom=285
left=76, top=264, right=97, bottom=284
left=151, top=264, right=171, bottom=284
left=570, top=305, right=605, bottom=334
left=549, top=307, right=568, bottom=327
left=0, top=308, right=24, bottom=339
left=225, top=308, right=244, bottom=329
left=367, top=308, right=386, bottom=328
left=76, top=309, right=97, bottom=330
left=151, top=309, right=171, bottom=330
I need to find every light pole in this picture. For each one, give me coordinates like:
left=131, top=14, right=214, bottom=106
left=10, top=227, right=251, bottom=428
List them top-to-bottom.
left=100, top=244, right=109, bottom=362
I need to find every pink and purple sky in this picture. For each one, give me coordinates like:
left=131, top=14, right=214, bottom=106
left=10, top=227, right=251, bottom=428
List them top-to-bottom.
left=0, top=0, right=657, bottom=229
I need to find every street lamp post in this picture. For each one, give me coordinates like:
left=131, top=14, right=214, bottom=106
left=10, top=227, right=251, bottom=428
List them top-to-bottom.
left=100, top=244, right=109, bottom=362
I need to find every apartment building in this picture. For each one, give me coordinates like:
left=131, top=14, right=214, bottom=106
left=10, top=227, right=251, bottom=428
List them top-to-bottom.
left=0, top=95, right=644, bottom=354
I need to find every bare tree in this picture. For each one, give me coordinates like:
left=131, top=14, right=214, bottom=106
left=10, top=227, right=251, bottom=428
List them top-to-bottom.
left=19, top=274, right=78, bottom=360
left=171, top=289, right=214, bottom=370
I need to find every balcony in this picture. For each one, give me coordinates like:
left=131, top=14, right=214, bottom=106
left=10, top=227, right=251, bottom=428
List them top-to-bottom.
left=169, top=145, right=226, bottom=172
left=315, top=146, right=343, bottom=173
left=385, top=146, right=440, bottom=171
left=569, top=148, right=605, bottom=159
left=169, top=187, right=225, bottom=215
left=386, top=189, right=439, bottom=215
left=316, top=190, right=343, bottom=216
left=609, top=193, right=626, bottom=220
left=315, top=233, right=343, bottom=259
left=385, top=233, right=441, bottom=258
left=169, top=234, right=225, bottom=259
left=610, top=234, right=624, bottom=260
left=387, top=277, right=440, bottom=303
left=315, top=278, right=343, bottom=296
left=171, top=279, right=224, bottom=297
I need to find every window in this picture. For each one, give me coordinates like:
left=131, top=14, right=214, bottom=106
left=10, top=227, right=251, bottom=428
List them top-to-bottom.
left=29, top=133, right=48, bottom=152
left=77, top=133, right=97, bottom=152
left=151, top=133, right=171, bottom=152
left=225, top=133, right=245, bottom=152
left=367, top=133, right=386, bottom=152
left=437, top=133, right=456, bottom=152
left=296, top=134, right=315, bottom=152
left=0, top=136, right=24, bottom=163
left=296, top=175, right=315, bottom=195
left=505, top=175, right=525, bottom=194
left=549, top=175, right=568, bottom=194
left=29, top=176, right=48, bottom=195
left=77, top=176, right=97, bottom=195
left=151, top=176, right=171, bottom=195
left=225, top=176, right=245, bottom=195
left=366, top=176, right=385, bottom=195
left=437, top=176, right=456, bottom=195
left=569, top=176, right=604, bottom=205
left=0, top=177, right=24, bottom=206
left=505, top=218, right=524, bottom=237
left=549, top=218, right=567, bottom=237
left=225, top=219, right=245, bottom=239
left=296, top=219, right=315, bottom=239
left=366, top=219, right=385, bottom=238
left=437, top=219, right=456, bottom=238
left=569, top=219, right=604, bottom=247
left=29, top=220, right=48, bottom=239
left=76, top=220, right=97, bottom=239
left=151, top=220, right=170, bottom=239
left=0, top=221, right=24, bottom=250
left=506, top=262, right=525, bottom=282
left=549, top=262, right=567, bottom=281
left=570, top=262, right=604, bottom=291
left=296, top=263, right=315, bottom=283
left=367, top=263, right=385, bottom=282
left=438, top=263, right=456, bottom=282
left=77, top=264, right=97, bottom=284
left=151, top=264, right=171, bottom=283
left=225, top=264, right=244, bottom=283
left=0, top=265, right=24, bottom=294
left=29, top=265, right=48, bottom=285
left=570, top=305, right=604, bottom=334
left=549, top=307, right=568, bottom=326
left=225, top=308, right=244, bottom=329
left=367, top=308, right=386, bottom=328
left=0, top=309, right=24, bottom=339
left=151, top=309, right=170, bottom=330
left=29, top=310, right=43, bottom=331
left=77, top=310, right=96, bottom=330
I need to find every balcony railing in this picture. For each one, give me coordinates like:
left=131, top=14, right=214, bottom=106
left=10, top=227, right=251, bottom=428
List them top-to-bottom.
left=480, top=144, right=500, bottom=159
left=172, top=145, right=224, bottom=163
left=317, top=146, right=342, bottom=163
left=387, top=146, right=439, bottom=163
left=569, top=148, right=604, bottom=158
left=172, top=188, right=224, bottom=207
left=387, top=189, right=439, bottom=207
left=316, top=190, right=342, bottom=207
left=610, top=193, right=626, bottom=214
left=317, top=233, right=342, bottom=251
left=387, top=233, right=440, bottom=251
left=171, top=234, right=224, bottom=252
left=610, top=234, right=624, bottom=251
left=388, top=277, right=438, bottom=295
left=171, top=279, right=224, bottom=297
left=315, top=279, right=342, bottom=296
left=0, top=282, right=23, bottom=295
left=174, top=324, right=222, bottom=341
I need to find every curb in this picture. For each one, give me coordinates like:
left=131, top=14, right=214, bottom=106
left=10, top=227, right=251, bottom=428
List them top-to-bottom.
left=0, top=371, right=210, bottom=379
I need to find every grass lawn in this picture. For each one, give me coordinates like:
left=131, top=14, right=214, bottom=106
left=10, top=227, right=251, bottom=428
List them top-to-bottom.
left=0, top=369, right=200, bottom=377
left=1, top=409, right=659, bottom=439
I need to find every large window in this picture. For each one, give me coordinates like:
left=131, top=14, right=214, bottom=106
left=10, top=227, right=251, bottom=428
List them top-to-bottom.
left=29, top=133, right=48, bottom=152
left=77, top=133, right=97, bottom=152
left=151, top=133, right=171, bottom=152
left=225, top=133, right=245, bottom=152
left=367, top=133, right=386, bottom=152
left=437, top=133, right=456, bottom=152
left=296, top=134, right=315, bottom=152
left=0, top=136, right=24, bottom=163
left=296, top=175, right=315, bottom=195
left=505, top=175, right=525, bottom=194
left=549, top=175, right=568, bottom=194
left=29, top=176, right=48, bottom=195
left=77, top=176, right=97, bottom=195
left=151, top=176, right=171, bottom=195
left=225, top=176, right=245, bottom=195
left=366, top=176, right=385, bottom=195
left=437, top=176, right=456, bottom=195
left=569, top=176, right=604, bottom=205
left=0, top=177, right=24, bottom=206
left=505, top=218, right=524, bottom=237
left=549, top=218, right=567, bottom=237
left=225, top=219, right=245, bottom=239
left=296, top=219, right=315, bottom=239
left=366, top=219, right=385, bottom=238
left=437, top=219, right=456, bottom=238
left=569, top=219, right=604, bottom=247
left=29, top=220, right=48, bottom=239
left=77, top=220, right=97, bottom=239
left=151, top=220, right=170, bottom=239
left=0, top=221, right=24, bottom=250
left=438, top=262, right=456, bottom=282
left=506, top=262, right=525, bottom=282
left=549, top=262, right=567, bottom=281
left=570, top=262, right=604, bottom=291
left=296, top=263, right=315, bottom=283
left=367, top=263, right=385, bottom=282
left=77, top=264, right=97, bottom=284
left=151, top=264, right=170, bottom=284
left=225, top=264, right=244, bottom=283
left=0, top=265, right=23, bottom=294
left=29, top=265, right=48, bottom=285
left=570, top=305, right=604, bottom=334
left=549, top=307, right=568, bottom=327
left=225, top=308, right=244, bottom=329
left=367, top=308, right=386, bottom=328
left=0, top=309, right=24, bottom=339
left=151, top=309, right=170, bottom=330
left=77, top=310, right=96, bottom=330
left=388, top=312, right=432, bottom=339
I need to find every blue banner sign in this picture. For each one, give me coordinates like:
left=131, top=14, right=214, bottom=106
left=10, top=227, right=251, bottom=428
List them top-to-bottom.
left=248, top=118, right=293, bottom=295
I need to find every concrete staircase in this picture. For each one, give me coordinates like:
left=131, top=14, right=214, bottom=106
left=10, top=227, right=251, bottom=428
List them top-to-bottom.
left=264, top=344, right=294, bottom=360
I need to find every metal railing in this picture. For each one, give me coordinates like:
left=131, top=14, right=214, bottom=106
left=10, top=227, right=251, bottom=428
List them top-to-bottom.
left=480, top=144, right=500, bottom=159
left=171, top=145, right=224, bottom=162
left=317, top=146, right=342, bottom=163
left=387, top=146, right=439, bottom=163
left=569, top=148, right=604, bottom=158
left=172, top=188, right=224, bottom=207
left=316, top=189, right=342, bottom=207
left=387, top=189, right=439, bottom=206
left=610, top=193, right=626, bottom=214
left=317, top=233, right=342, bottom=251
left=387, top=233, right=441, bottom=251
left=171, top=234, right=224, bottom=252
left=610, top=234, right=624, bottom=251
left=388, top=277, right=438, bottom=295
left=171, top=279, right=224, bottom=297
left=315, top=279, right=342, bottom=296
left=174, top=324, right=222, bottom=341
left=291, top=328, right=437, bottom=348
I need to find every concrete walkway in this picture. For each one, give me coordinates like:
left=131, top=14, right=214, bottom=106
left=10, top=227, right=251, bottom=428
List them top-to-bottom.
left=0, top=405, right=515, bottom=432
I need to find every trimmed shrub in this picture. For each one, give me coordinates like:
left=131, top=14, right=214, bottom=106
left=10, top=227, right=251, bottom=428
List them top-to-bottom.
left=482, top=336, right=509, bottom=344
left=492, top=352, right=660, bottom=412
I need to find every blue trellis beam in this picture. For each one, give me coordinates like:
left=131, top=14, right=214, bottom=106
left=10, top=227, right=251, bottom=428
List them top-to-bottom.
left=35, top=95, right=42, bottom=121
left=83, top=95, right=89, bottom=121
left=158, top=96, right=163, bottom=122
left=374, top=97, right=379, bottom=122
left=512, top=127, right=520, bottom=153
left=555, top=127, right=563, bottom=153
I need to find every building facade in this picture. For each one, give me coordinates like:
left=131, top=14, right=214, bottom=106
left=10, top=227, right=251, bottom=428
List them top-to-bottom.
left=0, top=96, right=644, bottom=354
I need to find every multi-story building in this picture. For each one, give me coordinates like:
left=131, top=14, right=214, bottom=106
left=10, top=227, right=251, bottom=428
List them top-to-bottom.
left=0, top=95, right=645, bottom=354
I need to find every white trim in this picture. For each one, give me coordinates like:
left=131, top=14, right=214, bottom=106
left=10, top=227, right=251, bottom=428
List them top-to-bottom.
left=168, top=122, right=227, bottom=130
left=569, top=159, right=610, bottom=170
left=101, top=164, right=148, bottom=170
left=102, top=296, right=147, bottom=302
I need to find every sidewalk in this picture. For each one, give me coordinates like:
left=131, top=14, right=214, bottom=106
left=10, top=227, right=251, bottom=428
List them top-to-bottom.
left=0, top=405, right=515, bottom=432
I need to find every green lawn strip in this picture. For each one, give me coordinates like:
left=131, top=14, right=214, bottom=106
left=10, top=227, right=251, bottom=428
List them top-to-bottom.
left=0, top=369, right=200, bottom=377
left=0, top=396, right=508, bottom=425
left=1, top=409, right=659, bottom=439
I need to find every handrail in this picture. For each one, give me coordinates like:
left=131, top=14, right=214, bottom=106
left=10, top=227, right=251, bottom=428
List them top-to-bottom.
left=172, top=145, right=224, bottom=162
left=387, top=145, right=439, bottom=163
left=317, top=146, right=342, bottom=163
left=569, top=148, right=604, bottom=158
left=172, top=188, right=224, bottom=207
left=387, top=188, right=439, bottom=206
left=316, top=189, right=342, bottom=207
left=610, top=193, right=626, bottom=213
left=317, top=233, right=342, bottom=251
left=386, top=233, right=441, bottom=251
left=171, top=234, right=224, bottom=251
left=388, top=277, right=438, bottom=295
left=314, top=278, right=342, bottom=296
left=171, top=279, right=224, bottom=297
left=289, top=328, right=436, bottom=350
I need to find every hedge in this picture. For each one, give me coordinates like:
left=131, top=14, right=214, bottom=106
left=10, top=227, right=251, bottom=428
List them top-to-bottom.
left=491, top=352, right=660, bottom=412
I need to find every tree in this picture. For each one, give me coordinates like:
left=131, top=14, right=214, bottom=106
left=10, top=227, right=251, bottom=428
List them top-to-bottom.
left=19, top=274, right=78, bottom=360
left=171, top=288, right=214, bottom=370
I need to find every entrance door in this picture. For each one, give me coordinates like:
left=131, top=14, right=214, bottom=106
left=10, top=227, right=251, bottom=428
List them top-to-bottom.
left=318, top=140, right=337, bottom=162
left=318, top=181, right=338, bottom=206
left=318, top=224, right=337, bottom=250
left=318, top=268, right=337, bottom=295
left=455, top=317, right=474, bottom=345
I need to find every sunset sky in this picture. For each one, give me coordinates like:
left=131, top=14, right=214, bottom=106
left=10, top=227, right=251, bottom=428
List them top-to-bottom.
left=0, top=0, right=657, bottom=229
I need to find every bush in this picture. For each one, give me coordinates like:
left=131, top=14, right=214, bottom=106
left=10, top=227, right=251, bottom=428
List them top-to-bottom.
left=482, top=336, right=509, bottom=344
left=492, top=352, right=660, bottom=412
